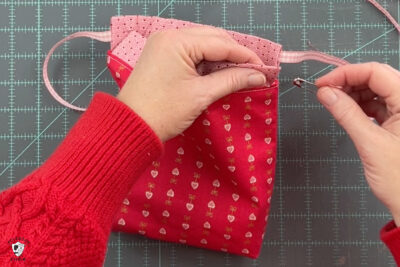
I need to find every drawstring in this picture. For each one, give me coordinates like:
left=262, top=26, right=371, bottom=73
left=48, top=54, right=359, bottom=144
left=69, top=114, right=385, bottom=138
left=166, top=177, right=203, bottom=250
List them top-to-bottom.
left=280, top=0, right=400, bottom=67
left=368, top=0, right=400, bottom=33
left=42, top=31, right=111, bottom=111
left=279, top=51, right=348, bottom=66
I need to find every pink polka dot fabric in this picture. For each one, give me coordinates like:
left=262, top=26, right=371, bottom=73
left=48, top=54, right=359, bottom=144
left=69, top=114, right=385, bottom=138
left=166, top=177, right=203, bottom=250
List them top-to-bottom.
left=107, top=16, right=279, bottom=258
left=109, top=16, right=282, bottom=87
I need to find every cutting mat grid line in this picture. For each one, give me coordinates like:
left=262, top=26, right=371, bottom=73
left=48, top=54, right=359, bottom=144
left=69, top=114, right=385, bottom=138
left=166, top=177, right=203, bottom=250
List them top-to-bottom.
left=0, top=0, right=398, bottom=266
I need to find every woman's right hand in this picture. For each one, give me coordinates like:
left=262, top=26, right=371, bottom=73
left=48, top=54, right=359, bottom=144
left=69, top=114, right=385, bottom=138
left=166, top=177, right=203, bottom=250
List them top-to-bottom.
left=117, top=27, right=266, bottom=142
left=316, top=62, right=400, bottom=226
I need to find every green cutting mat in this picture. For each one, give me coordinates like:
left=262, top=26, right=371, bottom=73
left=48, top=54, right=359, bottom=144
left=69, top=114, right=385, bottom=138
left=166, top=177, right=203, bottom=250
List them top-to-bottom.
left=0, top=0, right=399, bottom=266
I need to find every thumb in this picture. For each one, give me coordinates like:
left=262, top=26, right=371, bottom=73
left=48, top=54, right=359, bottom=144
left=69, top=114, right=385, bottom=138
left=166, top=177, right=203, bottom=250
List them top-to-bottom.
left=199, top=67, right=267, bottom=103
left=317, top=86, right=381, bottom=148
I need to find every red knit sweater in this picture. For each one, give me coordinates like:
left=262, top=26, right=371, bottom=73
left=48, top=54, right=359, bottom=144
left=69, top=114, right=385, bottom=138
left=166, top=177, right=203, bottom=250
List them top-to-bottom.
left=0, top=92, right=398, bottom=266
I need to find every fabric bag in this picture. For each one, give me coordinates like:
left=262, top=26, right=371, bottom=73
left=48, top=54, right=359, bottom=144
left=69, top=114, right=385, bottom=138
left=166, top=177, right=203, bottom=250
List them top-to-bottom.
left=42, top=15, right=346, bottom=259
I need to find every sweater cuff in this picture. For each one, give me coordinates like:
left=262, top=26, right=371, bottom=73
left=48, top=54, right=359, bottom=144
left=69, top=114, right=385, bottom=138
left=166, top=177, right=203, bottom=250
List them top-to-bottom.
left=36, top=92, right=164, bottom=227
left=381, top=220, right=400, bottom=265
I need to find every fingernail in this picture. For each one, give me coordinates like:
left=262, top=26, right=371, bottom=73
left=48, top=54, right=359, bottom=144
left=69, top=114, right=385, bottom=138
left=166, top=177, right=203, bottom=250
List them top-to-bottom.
left=248, top=73, right=266, bottom=87
left=319, top=87, right=338, bottom=106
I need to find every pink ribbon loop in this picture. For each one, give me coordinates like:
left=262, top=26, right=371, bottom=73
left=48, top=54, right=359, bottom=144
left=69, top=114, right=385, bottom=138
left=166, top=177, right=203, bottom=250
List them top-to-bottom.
left=42, top=31, right=111, bottom=111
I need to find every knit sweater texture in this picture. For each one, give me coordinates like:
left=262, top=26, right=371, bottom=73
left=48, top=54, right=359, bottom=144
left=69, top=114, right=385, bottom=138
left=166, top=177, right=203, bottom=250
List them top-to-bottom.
left=0, top=92, right=398, bottom=266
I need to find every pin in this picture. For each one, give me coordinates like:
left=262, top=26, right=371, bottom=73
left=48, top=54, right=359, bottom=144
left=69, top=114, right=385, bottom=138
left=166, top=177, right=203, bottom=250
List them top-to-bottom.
left=293, top=77, right=317, bottom=94
left=293, top=77, right=343, bottom=94
left=293, top=77, right=315, bottom=88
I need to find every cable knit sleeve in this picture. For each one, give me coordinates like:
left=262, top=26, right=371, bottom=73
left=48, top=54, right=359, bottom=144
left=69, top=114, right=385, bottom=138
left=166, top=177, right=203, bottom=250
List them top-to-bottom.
left=0, top=92, right=164, bottom=266
left=381, top=220, right=400, bottom=265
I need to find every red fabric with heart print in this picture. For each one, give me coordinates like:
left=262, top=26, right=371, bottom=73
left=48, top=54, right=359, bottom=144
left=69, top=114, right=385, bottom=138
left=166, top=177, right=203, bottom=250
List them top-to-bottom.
left=107, top=16, right=278, bottom=258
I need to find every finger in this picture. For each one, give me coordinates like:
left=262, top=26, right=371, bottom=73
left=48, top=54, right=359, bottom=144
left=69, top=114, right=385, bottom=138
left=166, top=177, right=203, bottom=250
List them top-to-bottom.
left=181, top=29, right=264, bottom=65
left=200, top=37, right=264, bottom=65
left=315, top=62, right=400, bottom=113
left=198, top=67, right=266, bottom=103
left=317, top=86, right=383, bottom=149
left=359, top=100, right=389, bottom=124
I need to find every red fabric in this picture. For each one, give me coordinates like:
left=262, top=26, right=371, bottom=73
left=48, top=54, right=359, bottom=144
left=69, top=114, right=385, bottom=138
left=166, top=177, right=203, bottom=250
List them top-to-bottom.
left=106, top=16, right=279, bottom=258
left=0, top=93, right=163, bottom=266
left=381, top=220, right=400, bottom=265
